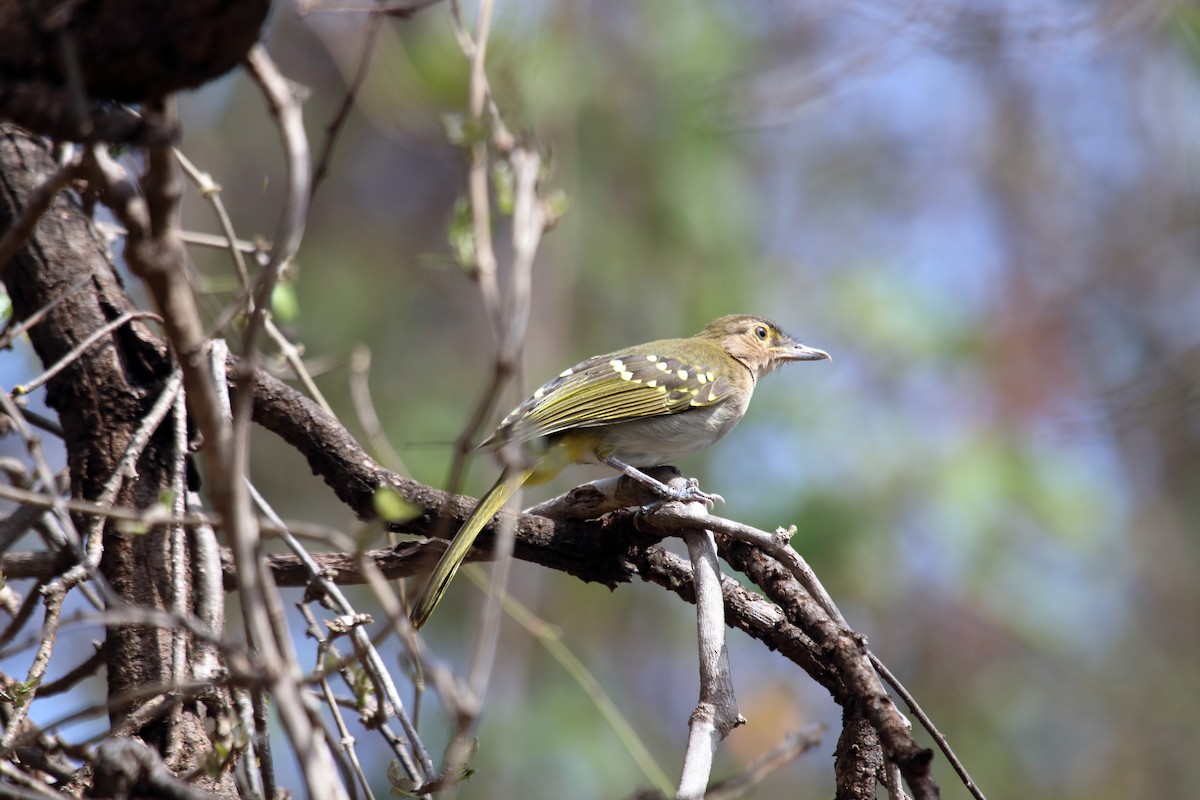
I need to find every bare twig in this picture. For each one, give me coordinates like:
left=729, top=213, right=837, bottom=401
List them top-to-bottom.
left=437, top=0, right=520, bottom=525
left=450, top=0, right=502, bottom=327
left=428, top=3, right=557, bottom=793
left=311, top=10, right=384, bottom=202
left=240, top=46, right=347, bottom=799
left=84, top=137, right=228, bottom=473
left=174, top=137, right=333, bottom=413
left=466, top=146, right=546, bottom=715
left=497, top=146, right=543, bottom=364
left=0, top=159, right=80, bottom=270
left=94, top=221, right=264, bottom=256
left=0, top=275, right=90, bottom=352
left=11, top=311, right=163, bottom=398
left=347, top=344, right=409, bottom=475
left=189, top=346, right=228, bottom=684
left=165, top=378, right=191, bottom=762
left=0, top=390, right=83, bottom=563
left=247, top=482, right=434, bottom=783
left=0, top=483, right=212, bottom=538
left=645, top=505, right=970, bottom=799
left=676, top=520, right=744, bottom=800
left=714, top=533, right=937, bottom=799
left=462, top=566, right=675, bottom=795
left=0, top=583, right=67, bottom=750
left=299, top=604, right=375, bottom=799
left=38, top=645, right=104, bottom=697
left=870, top=653, right=985, bottom=800
left=230, top=687, right=269, bottom=799
left=704, top=724, right=826, bottom=800
left=0, top=759, right=61, bottom=799
left=881, top=760, right=909, bottom=800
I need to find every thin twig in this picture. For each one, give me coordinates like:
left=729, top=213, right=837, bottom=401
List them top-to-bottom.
left=449, top=0, right=502, bottom=327
left=311, top=11, right=384, bottom=202
left=242, top=46, right=346, bottom=799
left=242, top=46, right=310, bottom=353
left=175, top=143, right=335, bottom=414
left=172, top=147, right=252, bottom=288
left=0, top=159, right=80, bottom=270
left=94, top=221, right=264, bottom=256
left=0, top=275, right=90, bottom=352
left=10, top=311, right=163, bottom=398
left=347, top=344, right=409, bottom=475
left=190, top=347, right=227, bottom=685
left=0, top=390, right=84, bottom=566
left=247, top=482, right=434, bottom=783
left=646, top=505, right=970, bottom=798
left=462, top=565, right=675, bottom=796
left=0, top=587, right=65, bottom=749
left=300, top=604, right=376, bottom=800
left=38, top=644, right=104, bottom=697
left=870, top=653, right=985, bottom=800
left=230, top=687, right=268, bottom=799
left=703, top=724, right=826, bottom=800
left=0, top=759, right=61, bottom=799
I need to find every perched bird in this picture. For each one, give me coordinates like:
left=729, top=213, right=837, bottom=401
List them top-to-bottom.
left=409, top=314, right=829, bottom=629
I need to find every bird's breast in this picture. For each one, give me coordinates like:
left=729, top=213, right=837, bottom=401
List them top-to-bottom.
left=581, top=392, right=752, bottom=467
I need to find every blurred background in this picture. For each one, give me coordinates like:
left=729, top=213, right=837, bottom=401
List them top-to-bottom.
left=24, top=0, right=1200, bottom=797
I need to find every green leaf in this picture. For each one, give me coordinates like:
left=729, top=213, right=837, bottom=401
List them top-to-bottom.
left=492, top=159, right=514, bottom=215
left=543, top=188, right=570, bottom=226
left=448, top=196, right=477, bottom=270
left=271, top=281, right=300, bottom=324
left=373, top=487, right=421, bottom=523
left=117, top=518, right=149, bottom=536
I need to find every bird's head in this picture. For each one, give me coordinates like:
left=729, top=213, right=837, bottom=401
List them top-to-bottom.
left=696, top=314, right=830, bottom=378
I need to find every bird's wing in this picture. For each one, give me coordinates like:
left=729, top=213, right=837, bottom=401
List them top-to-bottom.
left=487, top=347, right=738, bottom=446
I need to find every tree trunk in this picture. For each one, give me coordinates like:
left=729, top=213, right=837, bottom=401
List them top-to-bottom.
left=0, top=125, right=235, bottom=795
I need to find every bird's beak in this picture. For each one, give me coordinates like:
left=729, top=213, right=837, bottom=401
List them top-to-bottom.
left=774, top=341, right=831, bottom=362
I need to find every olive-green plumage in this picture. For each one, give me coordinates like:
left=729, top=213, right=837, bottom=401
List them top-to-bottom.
left=409, top=314, right=829, bottom=629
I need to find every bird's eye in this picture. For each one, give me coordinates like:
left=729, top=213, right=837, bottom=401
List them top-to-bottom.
left=754, top=325, right=769, bottom=340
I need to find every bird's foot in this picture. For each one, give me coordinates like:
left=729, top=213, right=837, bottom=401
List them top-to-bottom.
left=600, top=456, right=723, bottom=510
left=642, top=478, right=722, bottom=511
left=666, top=478, right=723, bottom=507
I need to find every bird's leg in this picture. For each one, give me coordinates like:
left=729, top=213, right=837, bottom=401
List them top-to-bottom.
left=600, top=455, right=725, bottom=507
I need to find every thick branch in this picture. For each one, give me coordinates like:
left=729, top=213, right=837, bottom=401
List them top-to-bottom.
left=718, top=540, right=936, bottom=799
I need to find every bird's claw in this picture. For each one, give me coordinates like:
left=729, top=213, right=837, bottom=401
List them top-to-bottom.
left=668, top=479, right=723, bottom=508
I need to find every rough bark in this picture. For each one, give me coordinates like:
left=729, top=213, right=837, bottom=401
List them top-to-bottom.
left=0, top=126, right=233, bottom=793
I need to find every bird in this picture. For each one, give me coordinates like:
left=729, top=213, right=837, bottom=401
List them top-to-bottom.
left=409, top=314, right=830, bottom=629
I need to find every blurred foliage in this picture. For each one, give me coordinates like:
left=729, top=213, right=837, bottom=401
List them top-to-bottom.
left=147, top=0, right=1200, bottom=797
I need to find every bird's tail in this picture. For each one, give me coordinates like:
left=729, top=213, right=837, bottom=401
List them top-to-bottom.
left=409, top=467, right=534, bottom=629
